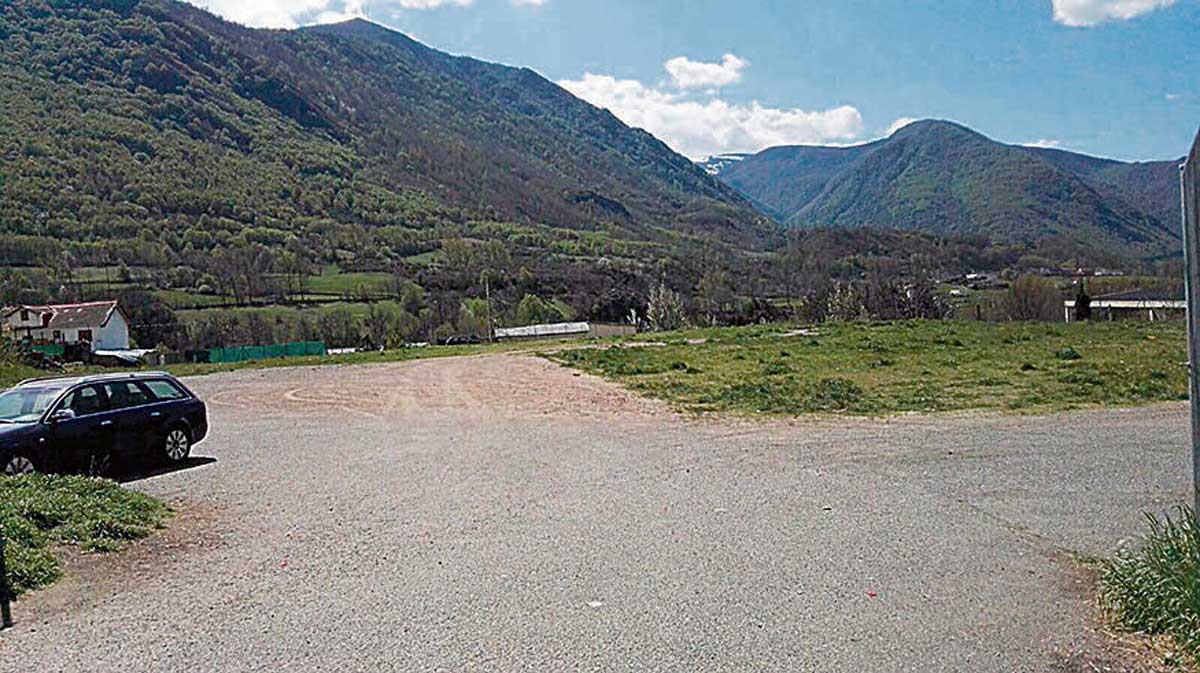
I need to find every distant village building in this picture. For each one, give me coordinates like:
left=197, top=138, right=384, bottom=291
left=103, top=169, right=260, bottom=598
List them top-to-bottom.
left=1064, top=289, right=1185, bottom=322
left=1, top=301, right=131, bottom=350
left=493, top=322, right=637, bottom=342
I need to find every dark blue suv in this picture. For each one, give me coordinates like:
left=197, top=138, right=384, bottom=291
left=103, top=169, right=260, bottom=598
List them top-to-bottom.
left=0, top=372, right=208, bottom=477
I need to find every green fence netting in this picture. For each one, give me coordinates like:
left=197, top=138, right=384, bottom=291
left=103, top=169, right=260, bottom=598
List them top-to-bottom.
left=196, top=341, right=326, bottom=364
left=30, top=344, right=65, bottom=357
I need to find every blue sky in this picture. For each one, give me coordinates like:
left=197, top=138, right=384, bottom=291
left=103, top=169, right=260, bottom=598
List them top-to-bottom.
left=191, top=0, right=1198, bottom=161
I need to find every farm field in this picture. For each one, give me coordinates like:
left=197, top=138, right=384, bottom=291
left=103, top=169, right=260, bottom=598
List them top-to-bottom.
left=304, top=268, right=394, bottom=296
left=551, top=320, right=1189, bottom=416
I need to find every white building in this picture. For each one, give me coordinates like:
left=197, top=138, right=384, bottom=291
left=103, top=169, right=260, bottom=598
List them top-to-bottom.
left=1064, top=289, right=1185, bottom=322
left=2, top=301, right=131, bottom=350
left=492, top=322, right=637, bottom=341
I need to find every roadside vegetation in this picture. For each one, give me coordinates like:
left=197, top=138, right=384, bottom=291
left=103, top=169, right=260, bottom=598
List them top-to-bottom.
left=551, top=320, right=1187, bottom=416
left=0, top=475, right=170, bottom=596
left=1100, top=508, right=1200, bottom=668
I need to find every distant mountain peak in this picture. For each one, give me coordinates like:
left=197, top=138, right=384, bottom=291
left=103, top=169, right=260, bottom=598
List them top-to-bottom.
left=889, top=118, right=984, bottom=141
left=713, top=120, right=1182, bottom=258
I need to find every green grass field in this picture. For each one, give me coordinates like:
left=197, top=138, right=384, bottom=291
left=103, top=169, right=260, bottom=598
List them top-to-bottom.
left=305, top=268, right=393, bottom=296
left=175, top=300, right=377, bottom=323
left=550, top=320, right=1188, bottom=416
left=0, top=474, right=170, bottom=595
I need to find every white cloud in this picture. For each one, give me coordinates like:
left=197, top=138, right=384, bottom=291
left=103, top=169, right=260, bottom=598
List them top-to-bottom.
left=187, top=0, right=535, bottom=28
left=190, top=0, right=339, bottom=28
left=393, top=0, right=472, bottom=8
left=1051, top=0, right=1175, bottom=26
left=664, top=54, right=748, bottom=89
left=559, top=73, right=863, bottom=160
left=1166, top=93, right=1181, bottom=101
left=886, top=117, right=920, bottom=136
left=1026, top=138, right=1064, bottom=148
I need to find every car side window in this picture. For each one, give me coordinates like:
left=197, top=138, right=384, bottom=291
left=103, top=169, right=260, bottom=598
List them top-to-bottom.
left=144, top=380, right=187, bottom=402
left=103, top=382, right=152, bottom=410
left=62, top=385, right=106, bottom=417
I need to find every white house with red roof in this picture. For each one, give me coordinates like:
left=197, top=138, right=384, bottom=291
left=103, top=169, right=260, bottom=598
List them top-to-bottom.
left=1, top=301, right=130, bottom=350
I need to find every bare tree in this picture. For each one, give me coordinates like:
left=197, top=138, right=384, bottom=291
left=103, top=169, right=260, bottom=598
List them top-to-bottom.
left=1004, top=275, right=1060, bottom=321
left=647, top=281, right=688, bottom=332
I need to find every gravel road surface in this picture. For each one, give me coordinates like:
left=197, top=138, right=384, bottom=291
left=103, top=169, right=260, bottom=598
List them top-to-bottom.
left=0, top=354, right=1190, bottom=672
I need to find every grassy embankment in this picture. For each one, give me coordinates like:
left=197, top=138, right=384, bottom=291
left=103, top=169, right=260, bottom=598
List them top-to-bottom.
left=550, top=320, right=1188, bottom=416
left=0, top=475, right=170, bottom=595
left=1100, top=508, right=1200, bottom=668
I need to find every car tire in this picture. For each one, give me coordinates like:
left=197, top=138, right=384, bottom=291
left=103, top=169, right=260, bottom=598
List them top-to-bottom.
left=163, top=425, right=192, bottom=463
left=1, top=449, right=39, bottom=476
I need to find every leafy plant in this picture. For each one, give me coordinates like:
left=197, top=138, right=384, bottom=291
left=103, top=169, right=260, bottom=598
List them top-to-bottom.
left=1055, top=346, right=1083, bottom=360
left=1100, top=508, right=1200, bottom=666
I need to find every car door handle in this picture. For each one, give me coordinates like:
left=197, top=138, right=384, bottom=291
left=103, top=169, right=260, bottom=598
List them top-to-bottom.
left=150, top=412, right=162, bottom=418
left=100, top=420, right=114, bottom=427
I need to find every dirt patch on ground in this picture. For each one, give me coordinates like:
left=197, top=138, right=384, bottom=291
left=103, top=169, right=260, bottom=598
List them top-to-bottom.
left=195, top=353, right=673, bottom=422
left=10, top=499, right=226, bottom=626
left=1051, top=561, right=1188, bottom=673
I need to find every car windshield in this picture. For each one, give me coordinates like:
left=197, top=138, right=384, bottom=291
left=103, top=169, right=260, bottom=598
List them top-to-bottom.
left=0, top=383, right=70, bottom=423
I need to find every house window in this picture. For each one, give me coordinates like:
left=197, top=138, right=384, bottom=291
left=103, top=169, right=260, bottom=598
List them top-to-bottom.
left=19, top=309, right=28, bottom=322
left=78, top=329, right=93, bottom=343
left=52, top=330, right=62, bottom=342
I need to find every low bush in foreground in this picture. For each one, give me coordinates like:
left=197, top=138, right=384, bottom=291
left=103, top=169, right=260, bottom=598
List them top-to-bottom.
left=0, top=475, right=170, bottom=595
left=1100, top=508, right=1200, bottom=666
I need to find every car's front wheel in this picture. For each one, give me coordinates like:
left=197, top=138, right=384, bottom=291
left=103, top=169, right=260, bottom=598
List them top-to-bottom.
left=163, top=425, right=191, bottom=463
left=1, top=450, right=38, bottom=476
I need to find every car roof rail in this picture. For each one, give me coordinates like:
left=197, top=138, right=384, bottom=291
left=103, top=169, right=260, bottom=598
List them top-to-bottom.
left=15, top=371, right=175, bottom=387
left=77, top=371, right=173, bottom=383
left=15, top=374, right=80, bottom=387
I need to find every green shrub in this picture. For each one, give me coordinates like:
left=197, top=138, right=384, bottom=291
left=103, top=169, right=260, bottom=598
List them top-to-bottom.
left=1055, top=346, right=1083, bottom=361
left=806, top=378, right=865, bottom=411
left=0, top=475, right=170, bottom=595
left=1100, top=508, right=1200, bottom=665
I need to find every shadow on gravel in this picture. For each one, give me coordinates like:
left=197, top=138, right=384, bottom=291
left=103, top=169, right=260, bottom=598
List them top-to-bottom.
left=114, top=457, right=217, bottom=483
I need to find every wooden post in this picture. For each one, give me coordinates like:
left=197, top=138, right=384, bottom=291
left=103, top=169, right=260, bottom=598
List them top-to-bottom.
left=1180, top=127, right=1200, bottom=520
left=0, top=529, right=13, bottom=629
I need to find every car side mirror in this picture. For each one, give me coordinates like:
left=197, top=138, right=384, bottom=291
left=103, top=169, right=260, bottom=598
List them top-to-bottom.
left=48, top=409, right=76, bottom=423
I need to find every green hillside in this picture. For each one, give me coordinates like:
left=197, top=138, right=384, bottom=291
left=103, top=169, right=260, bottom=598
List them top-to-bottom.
left=0, top=0, right=773, bottom=310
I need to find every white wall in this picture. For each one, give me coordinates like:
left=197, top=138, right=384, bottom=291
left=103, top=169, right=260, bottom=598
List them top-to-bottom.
left=4, top=310, right=49, bottom=332
left=93, top=311, right=130, bottom=350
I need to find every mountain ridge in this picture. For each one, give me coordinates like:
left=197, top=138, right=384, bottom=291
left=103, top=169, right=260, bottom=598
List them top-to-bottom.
left=0, top=0, right=775, bottom=277
left=712, top=120, right=1182, bottom=257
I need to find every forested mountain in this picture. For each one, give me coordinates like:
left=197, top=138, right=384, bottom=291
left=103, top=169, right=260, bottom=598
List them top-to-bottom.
left=0, top=0, right=772, bottom=303
left=714, top=120, right=1182, bottom=258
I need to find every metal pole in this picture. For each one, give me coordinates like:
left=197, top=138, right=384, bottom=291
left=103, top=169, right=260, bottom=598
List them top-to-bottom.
left=1180, top=127, right=1200, bottom=520
left=484, top=274, right=494, bottom=342
left=0, top=529, right=13, bottom=629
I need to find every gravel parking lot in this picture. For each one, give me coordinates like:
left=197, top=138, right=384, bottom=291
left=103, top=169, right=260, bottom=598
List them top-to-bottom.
left=0, top=354, right=1190, bottom=672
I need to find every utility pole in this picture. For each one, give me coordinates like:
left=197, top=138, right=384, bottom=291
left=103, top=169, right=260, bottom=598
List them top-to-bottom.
left=1180, top=127, right=1200, bottom=520
left=484, top=272, right=494, bottom=342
